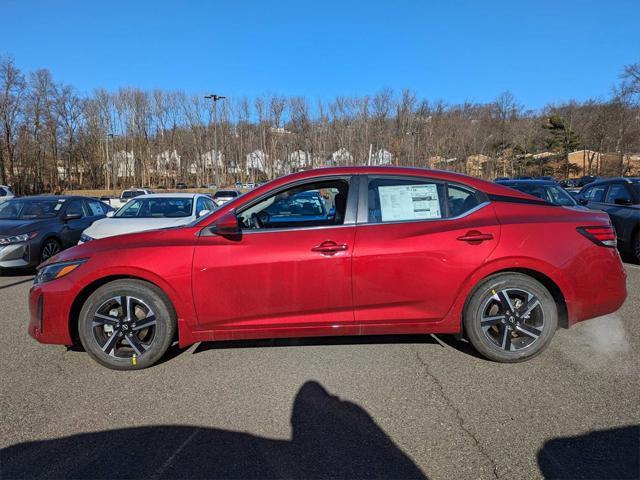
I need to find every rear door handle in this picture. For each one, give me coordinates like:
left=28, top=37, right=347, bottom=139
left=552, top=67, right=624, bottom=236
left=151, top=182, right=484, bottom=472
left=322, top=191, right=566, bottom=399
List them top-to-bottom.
left=457, top=231, right=494, bottom=243
left=311, top=241, right=348, bottom=255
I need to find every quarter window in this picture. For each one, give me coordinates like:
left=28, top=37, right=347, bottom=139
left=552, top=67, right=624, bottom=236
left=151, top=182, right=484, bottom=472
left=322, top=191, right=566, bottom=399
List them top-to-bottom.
left=447, top=184, right=481, bottom=217
left=605, top=184, right=633, bottom=204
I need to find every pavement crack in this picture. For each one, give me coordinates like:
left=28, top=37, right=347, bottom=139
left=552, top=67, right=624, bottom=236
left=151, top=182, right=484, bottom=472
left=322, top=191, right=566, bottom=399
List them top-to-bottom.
left=414, top=349, right=500, bottom=479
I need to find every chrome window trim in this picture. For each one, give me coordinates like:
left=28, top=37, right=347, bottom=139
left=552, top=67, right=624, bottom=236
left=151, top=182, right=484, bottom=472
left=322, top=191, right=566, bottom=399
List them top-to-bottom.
left=357, top=174, right=488, bottom=226
left=229, top=175, right=358, bottom=235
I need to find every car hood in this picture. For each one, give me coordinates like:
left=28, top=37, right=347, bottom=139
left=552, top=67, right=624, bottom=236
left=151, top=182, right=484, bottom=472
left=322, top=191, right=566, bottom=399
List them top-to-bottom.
left=83, top=217, right=193, bottom=239
left=0, top=219, right=54, bottom=236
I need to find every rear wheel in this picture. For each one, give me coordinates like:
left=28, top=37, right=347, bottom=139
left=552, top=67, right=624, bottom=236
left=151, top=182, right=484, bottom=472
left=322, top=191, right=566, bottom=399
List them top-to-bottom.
left=464, top=273, right=558, bottom=362
left=78, top=280, right=176, bottom=370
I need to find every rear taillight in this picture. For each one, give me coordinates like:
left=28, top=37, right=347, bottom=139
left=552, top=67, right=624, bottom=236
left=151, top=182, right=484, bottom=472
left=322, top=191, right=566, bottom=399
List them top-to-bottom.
left=577, top=226, right=617, bottom=247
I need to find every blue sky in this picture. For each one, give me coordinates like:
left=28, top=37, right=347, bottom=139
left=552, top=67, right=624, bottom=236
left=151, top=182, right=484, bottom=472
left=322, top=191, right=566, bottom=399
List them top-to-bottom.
left=2, top=0, right=639, bottom=109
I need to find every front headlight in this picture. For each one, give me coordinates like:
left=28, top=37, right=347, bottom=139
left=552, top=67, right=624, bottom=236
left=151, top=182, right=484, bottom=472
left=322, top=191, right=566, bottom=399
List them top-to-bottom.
left=0, top=231, right=38, bottom=246
left=79, top=233, right=93, bottom=243
left=34, top=259, right=86, bottom=285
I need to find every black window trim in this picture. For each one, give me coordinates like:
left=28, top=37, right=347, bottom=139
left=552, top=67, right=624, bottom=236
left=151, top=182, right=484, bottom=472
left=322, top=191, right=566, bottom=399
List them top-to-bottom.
left=357, top=174, right=490, bottom=226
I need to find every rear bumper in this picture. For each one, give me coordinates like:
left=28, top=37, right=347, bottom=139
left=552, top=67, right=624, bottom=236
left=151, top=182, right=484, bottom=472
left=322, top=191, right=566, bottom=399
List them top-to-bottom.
left=565, top=247, right=627, bottom=326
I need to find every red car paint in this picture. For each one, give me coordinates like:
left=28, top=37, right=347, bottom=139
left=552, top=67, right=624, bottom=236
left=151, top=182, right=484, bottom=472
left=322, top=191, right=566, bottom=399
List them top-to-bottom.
left=28, top=167, right=627, bottom=348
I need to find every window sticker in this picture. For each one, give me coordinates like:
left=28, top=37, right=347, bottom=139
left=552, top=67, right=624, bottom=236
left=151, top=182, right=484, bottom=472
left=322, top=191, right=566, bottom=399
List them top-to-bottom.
left=378, top=184, right=441, bottom=221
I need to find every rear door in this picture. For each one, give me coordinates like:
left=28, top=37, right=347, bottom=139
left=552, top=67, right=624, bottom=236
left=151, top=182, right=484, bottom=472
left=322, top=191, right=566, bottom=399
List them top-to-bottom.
left=352, top=175, right=501, bottom=330
left=602, top=183, right=639, bottom=247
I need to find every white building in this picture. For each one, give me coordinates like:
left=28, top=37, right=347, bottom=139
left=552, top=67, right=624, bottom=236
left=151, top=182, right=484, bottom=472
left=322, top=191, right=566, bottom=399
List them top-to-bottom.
left=329, top=148, right=353, bottom=166
left=370, top=149, right=393, bottom=166
left=246, top=150, right=267, bottom=175
left=108, top=151, right=136, bottom=178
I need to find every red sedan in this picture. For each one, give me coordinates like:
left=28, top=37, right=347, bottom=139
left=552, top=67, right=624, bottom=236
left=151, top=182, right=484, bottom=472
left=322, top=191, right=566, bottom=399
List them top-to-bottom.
left=28, top=167, right=627, bottom=370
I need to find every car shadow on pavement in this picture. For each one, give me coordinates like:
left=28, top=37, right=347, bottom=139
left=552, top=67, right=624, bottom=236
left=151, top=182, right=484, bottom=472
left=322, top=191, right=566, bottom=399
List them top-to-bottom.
left=0, top=276, right=34, bottom=290
left=193, top=333, right=439, bottom=355
left=0, top=380, right=427, bottom=479
left=537, top=425, right=640, bottom=479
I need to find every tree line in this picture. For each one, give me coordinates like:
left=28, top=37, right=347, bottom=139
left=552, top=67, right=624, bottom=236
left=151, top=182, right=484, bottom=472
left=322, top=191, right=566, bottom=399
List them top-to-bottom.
left=1, top=55, right=639, bottom=194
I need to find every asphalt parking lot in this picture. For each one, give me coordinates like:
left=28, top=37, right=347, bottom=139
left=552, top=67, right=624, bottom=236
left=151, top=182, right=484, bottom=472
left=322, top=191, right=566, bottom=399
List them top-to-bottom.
left=0, top=267, right=638, bottom=480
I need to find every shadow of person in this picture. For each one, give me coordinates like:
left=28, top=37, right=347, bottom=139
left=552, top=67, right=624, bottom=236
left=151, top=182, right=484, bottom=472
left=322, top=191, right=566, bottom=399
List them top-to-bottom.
left=1, top=381, right=426, bottom=479
left=537, top=425, right=639, bottom=479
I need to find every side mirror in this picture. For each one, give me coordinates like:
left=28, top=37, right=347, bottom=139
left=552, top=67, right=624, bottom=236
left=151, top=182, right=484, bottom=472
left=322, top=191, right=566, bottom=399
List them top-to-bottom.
left=614, top=197, right=633, bottom=206
left=577, top=198, right=588, bottom=206
left=198, top=209, right=210, bottom=218
left=106, top=211, right=115, bottom=218
left=63, top=212, right=82, bottom=221
left=203, top=212, right=241, bottom=237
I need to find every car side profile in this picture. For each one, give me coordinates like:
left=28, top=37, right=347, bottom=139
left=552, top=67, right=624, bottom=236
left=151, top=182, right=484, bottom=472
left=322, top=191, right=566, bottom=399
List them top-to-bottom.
left=28, top=167, right=627, bottom=370
left=577, top=177, right=640, bottom=262
left=79, top=193, right=216, bottom=242
left=1, top=195, right=110, bottom=270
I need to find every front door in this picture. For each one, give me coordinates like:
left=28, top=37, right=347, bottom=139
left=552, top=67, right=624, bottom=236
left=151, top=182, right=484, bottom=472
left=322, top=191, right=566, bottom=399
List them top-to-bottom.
left=192, top=177, right=358, bottom=338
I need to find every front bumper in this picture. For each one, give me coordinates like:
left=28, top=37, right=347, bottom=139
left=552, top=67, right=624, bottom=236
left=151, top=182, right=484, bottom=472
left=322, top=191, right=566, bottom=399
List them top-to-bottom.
left=0, top=239, right=41, bottom=269
left=28, top=275, right=79, bottom=345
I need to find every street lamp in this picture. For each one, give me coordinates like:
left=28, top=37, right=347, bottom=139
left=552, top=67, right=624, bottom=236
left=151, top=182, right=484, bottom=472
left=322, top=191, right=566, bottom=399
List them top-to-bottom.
left=204, top=94, right=226, bottom=187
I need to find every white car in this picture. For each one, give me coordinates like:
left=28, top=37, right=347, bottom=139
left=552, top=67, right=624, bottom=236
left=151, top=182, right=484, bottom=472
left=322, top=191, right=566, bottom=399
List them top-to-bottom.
left=0, top=185, right=15, bottom=204
left=212, top=189, right=241, bottom=206
left=79, top=193, right=216, bottom=242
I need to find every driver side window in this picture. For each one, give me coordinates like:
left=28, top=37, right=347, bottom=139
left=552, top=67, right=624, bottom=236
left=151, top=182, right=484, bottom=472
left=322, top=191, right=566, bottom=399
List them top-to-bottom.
left=238, top=180, right=349, bottom=230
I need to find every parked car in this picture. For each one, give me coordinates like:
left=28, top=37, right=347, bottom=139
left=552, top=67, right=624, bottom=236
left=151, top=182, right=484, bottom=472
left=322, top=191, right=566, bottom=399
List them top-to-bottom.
left=28, top=167, right=626, bottom=370
left=577, top=175, right=598, bottom=187
left=494, top=177, right=510, bottom=182
left=576, top=177, right=640, bottom=261
left=495, top=179, right=579, bottom=207
left=175, top=182, right=188, bottom=189
left=0, top=185, right=15, bottom=204
left=102, top=188, right=152, bottom=210
left=212, top=189, right=241, bottom=206
left=80, top=193, right=216, bottom=242
left=0, top=196, right=110, bottom=270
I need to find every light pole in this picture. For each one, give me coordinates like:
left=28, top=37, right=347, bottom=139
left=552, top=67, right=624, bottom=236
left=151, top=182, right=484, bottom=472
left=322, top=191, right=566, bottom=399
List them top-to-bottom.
left=204, top=94, right=226, bottom=187
left=106, top=133, right=119, bottom=190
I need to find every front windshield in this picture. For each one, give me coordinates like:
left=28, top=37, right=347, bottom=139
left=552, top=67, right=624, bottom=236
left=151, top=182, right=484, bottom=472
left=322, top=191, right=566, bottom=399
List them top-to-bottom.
left=509, top=184, right=576, bottom=206
left=114, top=198, right=193, bottom=218
left=0, top=199, right=63, bottom=220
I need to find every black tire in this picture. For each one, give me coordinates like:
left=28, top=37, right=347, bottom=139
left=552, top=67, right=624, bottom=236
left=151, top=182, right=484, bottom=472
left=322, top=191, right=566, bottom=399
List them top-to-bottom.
left=40, top=238, right=61, bottom=263
left=463, top=273, right=558, bottom=363
left=78, top=279, right=176, bottom=370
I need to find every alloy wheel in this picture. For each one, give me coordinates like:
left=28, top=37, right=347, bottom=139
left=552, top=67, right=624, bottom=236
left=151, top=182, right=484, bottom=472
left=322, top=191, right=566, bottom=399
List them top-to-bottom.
left=41, top=241, right=61, bottom=261
left=480, top=288, right=545, bottom=352
left=92, top=296, right=157, bottom=358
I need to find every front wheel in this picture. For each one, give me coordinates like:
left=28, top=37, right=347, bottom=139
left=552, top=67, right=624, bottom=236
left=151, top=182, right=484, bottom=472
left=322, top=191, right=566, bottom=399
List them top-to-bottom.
left=463, top=273, right=558, bottom=362
left=78, top=279, right=176, bottom=370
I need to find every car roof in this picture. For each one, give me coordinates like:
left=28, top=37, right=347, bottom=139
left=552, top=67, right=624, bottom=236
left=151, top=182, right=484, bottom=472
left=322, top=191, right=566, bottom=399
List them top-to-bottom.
left=268, top=166, right=537, bottom=200
left=585, top=177, right=639, bottom=186
left=497, top=179, right=557, bottom=185
left=133, top=193, right=200, bottom=199
left=12, top=195, right=83, bottom=200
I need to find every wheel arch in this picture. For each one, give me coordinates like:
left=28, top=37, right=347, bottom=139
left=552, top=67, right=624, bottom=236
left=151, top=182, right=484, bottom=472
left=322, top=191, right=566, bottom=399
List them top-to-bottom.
left=449, top=260, right=573, bottom=336
left=68, top=275, right=179, bottom=344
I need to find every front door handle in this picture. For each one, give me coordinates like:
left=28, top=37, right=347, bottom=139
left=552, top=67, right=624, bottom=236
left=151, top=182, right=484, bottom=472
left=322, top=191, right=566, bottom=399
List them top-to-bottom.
left=457, top=231, right=494, bottom=243
left=311, top=240, right=348, bottom=255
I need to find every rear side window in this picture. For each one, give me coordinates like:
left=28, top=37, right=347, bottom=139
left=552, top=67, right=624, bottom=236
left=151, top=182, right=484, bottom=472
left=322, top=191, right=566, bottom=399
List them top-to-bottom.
left=367, top=178, right=445, bottom=223
left=584, top=185, right=607, bottom=202
left=88, top=200, right=107, bottom=216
